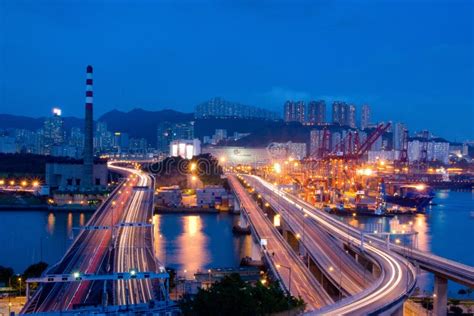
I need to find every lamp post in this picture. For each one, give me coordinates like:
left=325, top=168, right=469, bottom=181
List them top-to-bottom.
left=276, top=264, right=292, bottom=294
left=207, top=269, right=212, bottom=288
left=18, top=276, right=22, bottom=296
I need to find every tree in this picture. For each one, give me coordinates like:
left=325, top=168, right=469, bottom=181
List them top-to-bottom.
left=21, top=262, right=48, bottom=291
left=23, top=262, right=48, bottom=279
left=0, top=266, right=14, bottom=285
left=180, top=274, right=305, bottom=316
left=458, top=289, right=467, bottom=295
left=421, top=297, right=433, bottom=311
left=449, top=305, right=463, bottom=315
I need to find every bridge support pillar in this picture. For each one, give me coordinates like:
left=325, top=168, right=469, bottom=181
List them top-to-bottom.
left=233, top=196, right=241, bottom=212
left=239, top=211, right=248, bottom=229
left=251, top=240, right=262, bottom=260
left=433, top=275, right=447, bottom=316
left=391, top=305, right=403, bottom=316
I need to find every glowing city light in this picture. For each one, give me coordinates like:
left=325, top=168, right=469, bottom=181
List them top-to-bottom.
left=52, top=107, right=62, bottom=116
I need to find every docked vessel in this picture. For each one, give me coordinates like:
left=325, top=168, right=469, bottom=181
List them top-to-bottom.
left=384, top=184, right=434, bottom=210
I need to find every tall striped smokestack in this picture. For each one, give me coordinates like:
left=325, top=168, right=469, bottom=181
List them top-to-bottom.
left=83, top=65, right=94, bottom=189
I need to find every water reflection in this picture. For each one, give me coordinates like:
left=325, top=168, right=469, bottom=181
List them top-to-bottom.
left=337, top=190, right=473, bottom=298
left=0, top=210, right=92, bottom=272
left=47, top=212, right=55, bottom=235
left=67, top=212, right=73, bottom=238
left=79, top=213, right=85, bottom=226
left=153, top=213, right=251, bottom=275
left=152, top=214, right=166, bottom=265
left=413, top=214, right=430, bottom=252
left=177, top=216, right=209, bottom=274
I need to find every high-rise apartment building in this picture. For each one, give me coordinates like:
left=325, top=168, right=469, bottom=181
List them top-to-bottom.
left=195, top=97, right=279, bottom=120
left=284, top=100, right=305, bottom=123
left=307, top=100, right=326, bottom=125
left=332, top=101, right=346, bottom=126
left=332, top=102, right=356, bottom=128
left=347, top=104, right=356, bottom=128
left=360, top=104, right=371, bottom=130
left=43, top=108, right=65, bottom=154
left=95, top=121, right=113, bottom=151
left=156, top=121, right=195, bottom=153
left=156, top=121, right=174, bottom=153
left=173, top=121, right=195, bottom=140
left=393, top=122, right=406, bottom=150
left=69, top=127, right=84, bottom=149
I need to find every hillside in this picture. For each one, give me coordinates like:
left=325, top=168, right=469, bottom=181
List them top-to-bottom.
left=98, top=108, right=194, bottom=144
left=0, top=109, right=194, bottom=146
left=0, top=114, right=84, bottom=131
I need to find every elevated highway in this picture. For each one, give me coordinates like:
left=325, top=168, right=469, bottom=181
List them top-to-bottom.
left=22, top=162, right=161, bottom=314
left=242, top=174, right=417, bottom=315
left=228, top=175, right=333, bottom=310
left=259, top=186, right=375, bottom=296
left=391, top=245, right=474, bottom=288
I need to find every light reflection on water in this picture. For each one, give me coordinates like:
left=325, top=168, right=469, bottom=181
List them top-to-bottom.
left=337, top=190, right=473, bottom=298
left=0, top=210, right=91, bottom=273
left=3, top=210, right=249, bottom=279
left=47, top=212, right=55, bottom=235
left=67, top=213, right=73, bottom=238
left=79, top=213, right=85, bottom=226
left=152, top=213, right=251, bottom=275
left=178, top=216, right=209, bottom=274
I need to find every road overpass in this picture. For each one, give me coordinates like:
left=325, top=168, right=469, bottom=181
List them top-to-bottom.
left=22, top=162, right=165, bottom=314
left=242, top=174, right=417, bottom=315
left=228, top=175, right=333, bottom=310
left=254, top=182, right=376, bottom=297
left=390, top=242, right=474, bottom=315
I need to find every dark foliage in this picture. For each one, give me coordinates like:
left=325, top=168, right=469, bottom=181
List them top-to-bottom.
left=99, top=108, right=193, bottom=145
left=149, top=154, right=224, bottom=187
left=23, top=262, right=48, bottom=279
left=0, top=266, right=14, bottom=285
left=180, top=274, right=305, bottom=316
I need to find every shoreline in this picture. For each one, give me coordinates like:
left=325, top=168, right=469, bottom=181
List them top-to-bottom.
left=0, top=204, right=97, bottom=212
left=154, top=206, right=238, bottom=215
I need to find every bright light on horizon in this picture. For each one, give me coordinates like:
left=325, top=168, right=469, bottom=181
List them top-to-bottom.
left=52, top=107, right=62, bottom=116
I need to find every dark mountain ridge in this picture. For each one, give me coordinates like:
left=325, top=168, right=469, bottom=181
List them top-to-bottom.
left=0, top=109, right=194, bottom=145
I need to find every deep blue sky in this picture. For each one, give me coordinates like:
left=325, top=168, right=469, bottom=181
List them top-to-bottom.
left=0, top=0, right=472, bottom=140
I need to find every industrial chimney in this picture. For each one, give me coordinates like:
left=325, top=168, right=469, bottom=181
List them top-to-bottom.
left=83, top=65, right=94, bottom=189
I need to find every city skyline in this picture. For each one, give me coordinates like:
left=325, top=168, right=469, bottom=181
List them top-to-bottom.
left=1, top=1, right=473, bottom=140
left=0, top=2, right=473, bottom=315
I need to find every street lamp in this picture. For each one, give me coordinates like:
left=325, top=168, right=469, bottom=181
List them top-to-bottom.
left=276, top=264, right=292, bottom=294
left=18, top=276, right=22, bottom=296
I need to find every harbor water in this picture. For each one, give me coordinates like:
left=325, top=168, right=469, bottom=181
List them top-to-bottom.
left=0, top=190, right=471, bottom=298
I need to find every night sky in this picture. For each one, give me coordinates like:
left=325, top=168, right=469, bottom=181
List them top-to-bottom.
left=0, top=0, right=472, bottom=140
